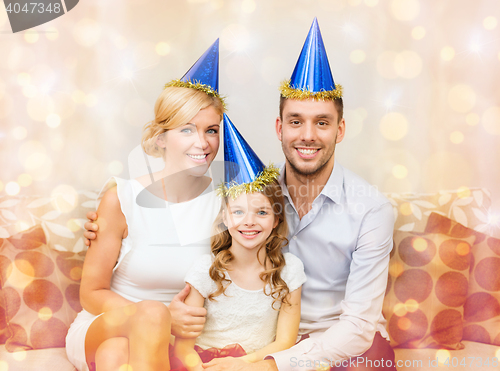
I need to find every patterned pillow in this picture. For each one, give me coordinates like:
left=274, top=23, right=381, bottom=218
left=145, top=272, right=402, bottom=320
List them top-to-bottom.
left=384, top=188, right=493, bottom=235
left=425, top=212, right=500, bottom=345
left=0, top=225, right=85, bottom=352
left=383, top=230, right=475, bottom=349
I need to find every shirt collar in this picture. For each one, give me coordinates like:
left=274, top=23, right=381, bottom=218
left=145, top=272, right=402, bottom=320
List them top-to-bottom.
left=277, top=161, right=344, bottom=204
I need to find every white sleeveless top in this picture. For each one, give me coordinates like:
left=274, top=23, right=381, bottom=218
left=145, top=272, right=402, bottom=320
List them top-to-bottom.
left=104, top=177, right=220, bottom=304
left=185, top=253, right=307, bottom=353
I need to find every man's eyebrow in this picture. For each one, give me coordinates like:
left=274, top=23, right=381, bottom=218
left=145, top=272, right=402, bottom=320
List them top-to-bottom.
left=285, top=112, right=302, bottom=118
left=316, top=114, right=334, bottom=119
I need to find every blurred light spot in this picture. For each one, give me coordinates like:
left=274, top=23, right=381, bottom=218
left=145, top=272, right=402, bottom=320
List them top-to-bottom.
left=211, top=0, right=224, bottom=9
left=241, top=0, right=256, bottom=13
left=348, top=0, right=361, bottom=6
left=364, top=0, right=378, bottom=7
left=391, top=0, right=419, bottom=21
left=483, top=16, right=497, bottom=30
left=73, top=19, right=101, bottom=47
left=221, top=24, right=250, bottom=52
left=411, top=26, right=425, bottom=40
left=45, top=27, right=59, bottom=41
left=24, top=31, right=39, bottom=43
left=469, top=41, right=482, bottom=53
left=155, top=42, right=170, bottom=56
left=440, top=46, right=455, bottom=61
left=350, top=50, right=366, bottom=64
left=377, top=51, right=398, bottom=79
left=395, top=51, right=422, bottom=79
left=122, top=67, right=134, bottom=80
left=17, top=72, right=31, bottom=86
left=448, top=84, right=476, bottom=113
left=22, top=85, right=37, bottom=98
left=72, top=90, right=86, bottom=104
left=85, top=94, right=97, bottom=107
left=27, top=96, right=55, bottom=122
left=385, top=98, right=395, bottom=109
left=482, top=106, right=500, bottom=135
left=343, top=109, right=363, bottom=139
left=380, top=112, right=409, bottom=140
left=46, top=113, right=61, bottom=128
left=466, top=113, right=479, bottom=126
left=12, top=126, right=27, bottom=140
left=450, top=131, right=464, bottom=144
left=24, top=153, right=53, bottom=181
left=109, top=161, right=124, bottom=175
left=392, top=165, right=408, bottom=179
left=18, top=174, right=32, bottom=187
left=0, top=181, right=3, bottom=192
left=6, top=182, right=20, bottom=196
left=51, top=185, right=79, bottom=213
left=457, top=186, right=471, bottom=199
left=400, top=202, right=413, bottom=216
left=67, top=219, right=82, bottom=232
left=15, top=221, right=30, bottom=232
left=412, top=237, right=427, bottom=252
left=456, top=242, right=470, bottom=256
left=17, top=259, right=34, bottom=277
left=389, top=261, right=404, bottom=278
left=70, top=267, right=83, bottom=281
left=405, top=299, right=419, bottom=313
left=393, top=303, right=407, bottom=317
left=38, top=307, right=52, bottom=321
left=397, top=317, right=411, bottom=330
left=495, top=347, right=500, bottom=360
left=12, top=349, right=27, bottom=361
left=436, top=349, right=451, bottom=365
left=185, top=354, right=200, bottom=368
left=0, top=360, right=8, bottom=371
left=118, top=364, right=133, bottom=371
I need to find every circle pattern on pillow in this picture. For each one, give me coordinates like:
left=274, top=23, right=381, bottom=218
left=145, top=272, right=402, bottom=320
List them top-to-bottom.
left=0, top=225, right=85, bottom=351
left=383, top=230, right=474, bottom=349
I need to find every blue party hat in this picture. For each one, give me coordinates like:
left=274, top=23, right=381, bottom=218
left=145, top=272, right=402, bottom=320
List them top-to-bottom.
left=280, top=18, right=342, bottom=100
left=165, top=39, right=224, bottom=105
left=219, top=114, right=279, bottom=199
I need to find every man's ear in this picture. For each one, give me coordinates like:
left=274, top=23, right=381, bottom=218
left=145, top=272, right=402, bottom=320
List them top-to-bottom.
left=275, top=117, right=283, bottom=142
left=336, top=118, right=346, bottom=144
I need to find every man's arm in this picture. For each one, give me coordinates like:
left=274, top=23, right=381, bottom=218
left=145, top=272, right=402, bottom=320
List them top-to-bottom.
left=268, top=202, right=394, bottom=371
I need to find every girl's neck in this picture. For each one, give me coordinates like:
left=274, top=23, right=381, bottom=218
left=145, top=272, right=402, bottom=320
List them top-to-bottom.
left=229, top=242, right=268, bottom=271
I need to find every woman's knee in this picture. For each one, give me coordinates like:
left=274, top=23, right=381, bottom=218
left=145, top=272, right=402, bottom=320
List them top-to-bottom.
left=133, top=300, right=171, bottom=329
left=95, top=337, right=129, bottom=369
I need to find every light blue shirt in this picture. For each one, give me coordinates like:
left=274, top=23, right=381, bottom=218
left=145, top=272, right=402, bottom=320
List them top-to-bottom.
left=270, top=162, right=394, bottom=370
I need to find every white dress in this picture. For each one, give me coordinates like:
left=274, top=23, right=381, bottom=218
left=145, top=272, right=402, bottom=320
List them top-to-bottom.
left=65, top=177, right=220, bottom=371
left=185, top=252, right=307, bottom=353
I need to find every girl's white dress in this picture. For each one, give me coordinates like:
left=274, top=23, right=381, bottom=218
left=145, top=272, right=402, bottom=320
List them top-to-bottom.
left=65, top=177, right=220, bottom=371
left=185, top=252, right=306, bottom=353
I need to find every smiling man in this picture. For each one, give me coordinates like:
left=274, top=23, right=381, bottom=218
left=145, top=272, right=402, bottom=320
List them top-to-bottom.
left=204, top=18, right=396, bottom=371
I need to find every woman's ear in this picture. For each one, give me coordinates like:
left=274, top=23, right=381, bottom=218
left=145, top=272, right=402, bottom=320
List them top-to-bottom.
left=156, top=132, right=167, bottom=149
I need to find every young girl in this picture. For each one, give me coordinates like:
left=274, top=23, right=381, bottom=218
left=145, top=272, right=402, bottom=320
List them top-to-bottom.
left=174, top=115, right=306, bottom=371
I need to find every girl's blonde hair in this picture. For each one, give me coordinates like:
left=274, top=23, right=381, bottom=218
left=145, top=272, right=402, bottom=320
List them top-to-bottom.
left=141, top=87, right=225, bottom=158
left=209, top=180, right=290, bottom=308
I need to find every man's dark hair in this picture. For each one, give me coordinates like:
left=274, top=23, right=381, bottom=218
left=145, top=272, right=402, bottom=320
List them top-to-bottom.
left=279, top=96, right=344, bottom=123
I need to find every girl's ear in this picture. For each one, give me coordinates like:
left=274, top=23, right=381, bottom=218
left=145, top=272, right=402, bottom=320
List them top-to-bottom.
left=273, top=215, right=279, bottom=229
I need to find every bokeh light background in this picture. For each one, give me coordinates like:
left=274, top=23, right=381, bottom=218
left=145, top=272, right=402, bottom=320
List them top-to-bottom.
left=0, top=0, right=499, bottom=224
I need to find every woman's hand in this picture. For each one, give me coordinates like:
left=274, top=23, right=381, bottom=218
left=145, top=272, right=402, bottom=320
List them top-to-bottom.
left=84, top=211, right=99, bottom=246
left=169, top=284, right=207, bottom=338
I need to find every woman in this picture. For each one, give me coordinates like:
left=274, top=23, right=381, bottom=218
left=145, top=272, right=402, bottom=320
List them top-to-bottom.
left=66, top=42, right=225, bottom=371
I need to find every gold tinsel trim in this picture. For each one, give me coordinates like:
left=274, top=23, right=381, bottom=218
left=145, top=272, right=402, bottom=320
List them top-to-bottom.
left=164, top=79, right=226, bottom=108
left=279, top=79, right=343, bottom=100
left=217, top=164, right=280, bottom=200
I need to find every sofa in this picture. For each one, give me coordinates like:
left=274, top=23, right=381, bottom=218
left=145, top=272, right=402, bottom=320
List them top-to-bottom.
left=1, top=187, right=499, bottom=371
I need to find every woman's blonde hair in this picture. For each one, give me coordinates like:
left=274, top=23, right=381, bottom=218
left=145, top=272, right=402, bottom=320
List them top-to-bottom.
left=141, top=87, right=225, bottom=158
left=209, top=180, right=290, bottom=308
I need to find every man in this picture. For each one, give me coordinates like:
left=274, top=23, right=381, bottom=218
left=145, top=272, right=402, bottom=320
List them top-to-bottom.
left=85, top=18, right=396, bottom=371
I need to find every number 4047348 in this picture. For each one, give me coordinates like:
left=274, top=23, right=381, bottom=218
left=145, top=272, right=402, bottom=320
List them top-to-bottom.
left=5, top=2, right=62, bottom=14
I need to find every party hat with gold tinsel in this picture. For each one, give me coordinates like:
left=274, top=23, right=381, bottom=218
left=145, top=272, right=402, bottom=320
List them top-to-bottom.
left=280, top=18, right=342, bottom=100
left=165, top=39, right=224, bottom=105
left=218, top=114, right=279, bottom=199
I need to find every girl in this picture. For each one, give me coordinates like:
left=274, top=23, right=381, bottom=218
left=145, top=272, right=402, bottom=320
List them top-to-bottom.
left=173, top=116, right=306, bottom=371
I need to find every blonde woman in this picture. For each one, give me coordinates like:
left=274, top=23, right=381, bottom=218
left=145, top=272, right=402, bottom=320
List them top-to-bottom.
left=66, top=50, right=225, bottom=370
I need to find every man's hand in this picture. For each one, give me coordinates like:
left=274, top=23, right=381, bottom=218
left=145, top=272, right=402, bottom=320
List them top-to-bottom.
left=83, top=211, right=99, bottom=246
left=168, top=284, right=207, bottom=338
left=203, top=358, right=278, bottom=371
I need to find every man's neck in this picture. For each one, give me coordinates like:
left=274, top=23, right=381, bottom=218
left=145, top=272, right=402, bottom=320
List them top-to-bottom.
left=284, top=159, right=334, bottom=218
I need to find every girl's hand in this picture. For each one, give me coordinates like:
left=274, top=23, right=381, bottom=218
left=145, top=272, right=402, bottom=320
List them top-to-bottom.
left=84, top=211, right=98, bottom=246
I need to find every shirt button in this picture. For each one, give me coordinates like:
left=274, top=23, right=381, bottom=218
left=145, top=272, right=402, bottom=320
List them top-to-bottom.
left=293, top=236, right=297, bottom=240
